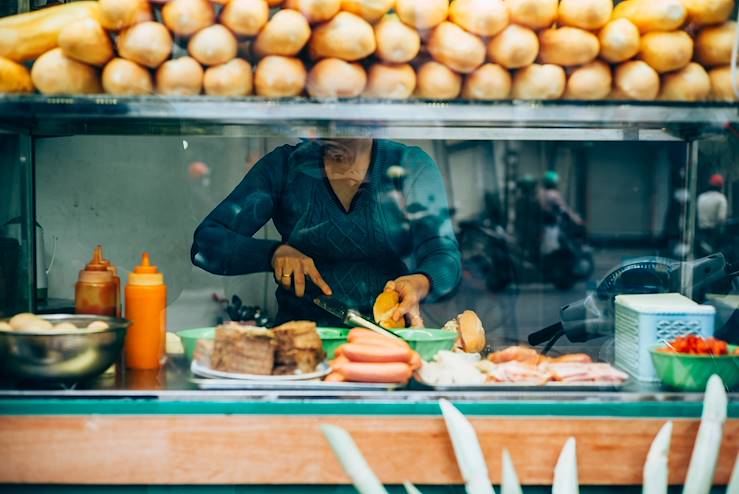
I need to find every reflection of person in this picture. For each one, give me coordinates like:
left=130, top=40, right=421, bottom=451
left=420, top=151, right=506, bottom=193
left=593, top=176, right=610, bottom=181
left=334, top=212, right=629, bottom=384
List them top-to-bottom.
left=191, top=139, right=461, bottom=327
left=538, top=171, right=583, bottom=226
left=697, top=173, right=728, bottom=255
left=514, top=175, right=541, bottom=259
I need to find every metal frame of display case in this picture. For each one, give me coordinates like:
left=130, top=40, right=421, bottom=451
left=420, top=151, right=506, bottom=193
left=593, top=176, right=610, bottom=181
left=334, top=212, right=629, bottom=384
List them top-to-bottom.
left=0, top=96, right=738, bottom=490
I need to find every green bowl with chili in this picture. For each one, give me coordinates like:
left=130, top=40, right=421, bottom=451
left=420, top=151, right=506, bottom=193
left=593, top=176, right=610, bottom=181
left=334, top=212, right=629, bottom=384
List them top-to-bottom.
left=392, top=329, right=457, bottom=361
left=650, top=345, right=739, bottom=391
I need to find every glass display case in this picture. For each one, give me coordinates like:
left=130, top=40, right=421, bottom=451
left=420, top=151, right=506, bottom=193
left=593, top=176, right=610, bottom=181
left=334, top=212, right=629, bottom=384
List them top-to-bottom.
left=0, top=0, right=738, bottom=490
left=0, top=96, right=737, bottom=491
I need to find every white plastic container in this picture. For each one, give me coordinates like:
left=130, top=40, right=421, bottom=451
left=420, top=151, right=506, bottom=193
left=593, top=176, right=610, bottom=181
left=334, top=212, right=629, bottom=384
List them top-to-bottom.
left=614, top=293, right=715, bottom=382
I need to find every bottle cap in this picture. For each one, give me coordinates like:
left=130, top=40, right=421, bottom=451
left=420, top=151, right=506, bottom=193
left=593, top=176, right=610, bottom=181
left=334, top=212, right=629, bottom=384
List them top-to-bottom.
left=79, top=245, right=114, bottom=283
left=84, top=245, right=108, bottom=271
left=98, top=245, right=119, bottom=277
left=128, top=252, right=164, bottom=286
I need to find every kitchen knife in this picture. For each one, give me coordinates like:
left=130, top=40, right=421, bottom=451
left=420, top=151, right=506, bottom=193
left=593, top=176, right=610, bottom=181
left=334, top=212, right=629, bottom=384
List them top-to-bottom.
left=313, top=295, right=402, bottom=341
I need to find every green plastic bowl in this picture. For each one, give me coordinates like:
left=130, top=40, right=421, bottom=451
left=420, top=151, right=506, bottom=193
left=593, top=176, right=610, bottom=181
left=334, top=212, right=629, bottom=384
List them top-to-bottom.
left=176, top=327, right=215, bottom=362
left=317, top=327, right=350, bottom=360
left=392, top=329, right=457, bottom=361
left=650, top=345, right=739, bottom=392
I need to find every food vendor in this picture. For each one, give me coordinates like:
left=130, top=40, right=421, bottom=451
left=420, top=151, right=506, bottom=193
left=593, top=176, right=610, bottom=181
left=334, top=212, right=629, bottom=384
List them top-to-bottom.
left=191, top=138, right=461, bottom=327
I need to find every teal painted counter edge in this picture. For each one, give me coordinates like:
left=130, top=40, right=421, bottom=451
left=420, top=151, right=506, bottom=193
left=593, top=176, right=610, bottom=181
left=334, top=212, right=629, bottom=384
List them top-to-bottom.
left=1, top=398, right=738, bottom=418
left=0, top=485, right=730, bottom=494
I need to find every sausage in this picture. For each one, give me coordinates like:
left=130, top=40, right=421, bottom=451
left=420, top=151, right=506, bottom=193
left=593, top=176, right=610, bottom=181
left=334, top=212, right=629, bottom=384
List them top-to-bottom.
left=348, top=328, right=409, bottom=348
left=341, top=343, right=411, bottom=363
left=409, top=351, right=422, bottom=370
left=330, top=355, right=350, bottom=367
left=335, top=362, right=412, bottom=383
left=324, top=371, right=346, bottom=382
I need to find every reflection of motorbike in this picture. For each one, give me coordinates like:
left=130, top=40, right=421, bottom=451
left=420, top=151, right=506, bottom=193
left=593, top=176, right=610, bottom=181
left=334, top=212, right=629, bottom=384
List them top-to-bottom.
left=457, top=211, right=594, bottom=292
left=696, top=217, right=739, bottom=265
left=528, top=253, right=739, bottom=352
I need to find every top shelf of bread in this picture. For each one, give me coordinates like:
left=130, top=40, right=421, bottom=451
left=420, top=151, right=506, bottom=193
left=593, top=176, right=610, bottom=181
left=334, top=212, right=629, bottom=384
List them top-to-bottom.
left=0, top=95, right=736, bottom=140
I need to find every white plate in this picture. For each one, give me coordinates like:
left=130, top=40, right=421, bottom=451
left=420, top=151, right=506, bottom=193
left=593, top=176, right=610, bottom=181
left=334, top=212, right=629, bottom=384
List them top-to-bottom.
left=191, top=360, right=331, bottom=381
left=190, top=378, right=402, bottom=391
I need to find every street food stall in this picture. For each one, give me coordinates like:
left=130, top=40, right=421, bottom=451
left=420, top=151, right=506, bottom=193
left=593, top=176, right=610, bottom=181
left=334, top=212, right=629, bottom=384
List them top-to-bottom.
left=0, top=0, right=738, bottom=492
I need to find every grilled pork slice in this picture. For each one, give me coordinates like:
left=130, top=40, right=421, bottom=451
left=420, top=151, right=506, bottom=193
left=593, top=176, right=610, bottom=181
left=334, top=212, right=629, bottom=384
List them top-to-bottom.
left=488, top=346, right=541, bottom=365
left=477, top=360, right=552, bottom=384
left=544, top=363, right=628, bottom=382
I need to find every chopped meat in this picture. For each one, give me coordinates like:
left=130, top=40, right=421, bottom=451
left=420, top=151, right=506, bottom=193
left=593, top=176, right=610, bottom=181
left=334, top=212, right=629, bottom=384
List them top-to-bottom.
left=272, top=320, right=325, bottom=373
left=210, top=323, right=275, bottom=375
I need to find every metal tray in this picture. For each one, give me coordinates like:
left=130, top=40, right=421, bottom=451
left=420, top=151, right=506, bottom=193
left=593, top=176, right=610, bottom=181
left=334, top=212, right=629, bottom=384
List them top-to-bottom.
left=412, top=375, right=626, bottom=392
left=191, top=378, right=402, bottom=391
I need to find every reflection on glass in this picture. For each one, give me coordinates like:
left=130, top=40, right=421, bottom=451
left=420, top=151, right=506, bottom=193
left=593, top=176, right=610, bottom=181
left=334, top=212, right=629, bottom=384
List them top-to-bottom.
left=31, top=137, right=737, bottom=371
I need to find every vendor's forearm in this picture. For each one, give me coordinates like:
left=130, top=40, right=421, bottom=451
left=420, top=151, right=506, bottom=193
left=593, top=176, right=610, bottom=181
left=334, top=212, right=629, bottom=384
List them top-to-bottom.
left=191, top=224, right=281, bottom=275
left=416, top=250, right=462, bottom=302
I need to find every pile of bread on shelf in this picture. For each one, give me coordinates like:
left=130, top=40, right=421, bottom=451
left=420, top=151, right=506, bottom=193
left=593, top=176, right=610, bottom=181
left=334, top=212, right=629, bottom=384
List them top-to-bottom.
left=0, top=0, right=735, bottom=101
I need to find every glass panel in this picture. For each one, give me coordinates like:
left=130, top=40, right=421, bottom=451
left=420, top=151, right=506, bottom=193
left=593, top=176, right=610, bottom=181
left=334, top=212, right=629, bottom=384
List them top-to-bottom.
left=34, top=134, right=738, bottom=363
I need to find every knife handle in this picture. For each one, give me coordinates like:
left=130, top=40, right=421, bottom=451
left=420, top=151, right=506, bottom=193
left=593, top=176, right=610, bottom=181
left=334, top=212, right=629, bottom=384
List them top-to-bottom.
left=345, top=311, right=403, bottom=341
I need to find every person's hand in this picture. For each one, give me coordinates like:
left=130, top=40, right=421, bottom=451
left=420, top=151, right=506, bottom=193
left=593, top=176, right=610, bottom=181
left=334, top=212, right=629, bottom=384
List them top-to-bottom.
left=272, top=245, right=332, bottom=298
left=384, top=274, right=430, bottom=328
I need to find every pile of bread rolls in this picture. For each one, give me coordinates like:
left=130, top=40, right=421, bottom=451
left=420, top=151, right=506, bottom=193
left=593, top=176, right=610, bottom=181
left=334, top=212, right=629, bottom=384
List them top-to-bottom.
left=0, top=0, right=735, bottom=101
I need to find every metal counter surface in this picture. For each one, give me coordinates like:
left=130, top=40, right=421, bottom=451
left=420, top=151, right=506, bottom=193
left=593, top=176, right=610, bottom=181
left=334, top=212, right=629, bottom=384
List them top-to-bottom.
left=0, top=356, right=737, bottom=417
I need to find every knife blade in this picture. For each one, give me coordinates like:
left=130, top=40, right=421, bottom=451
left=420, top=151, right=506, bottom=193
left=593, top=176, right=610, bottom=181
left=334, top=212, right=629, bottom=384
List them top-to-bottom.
left=313, top=295, right=402, bottom=340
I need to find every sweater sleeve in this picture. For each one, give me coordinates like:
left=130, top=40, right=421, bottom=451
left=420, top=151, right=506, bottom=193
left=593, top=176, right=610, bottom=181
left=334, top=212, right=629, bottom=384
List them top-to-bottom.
left=190, top=145, right=290, bottom=276
left=402, top=146, right=462, bottom=302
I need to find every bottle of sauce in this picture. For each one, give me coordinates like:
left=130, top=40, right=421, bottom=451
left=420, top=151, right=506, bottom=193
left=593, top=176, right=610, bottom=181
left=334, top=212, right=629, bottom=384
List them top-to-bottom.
left=75, top=246, right=116, bottom=317
left=98, top=246, right=121, bottom=318
left=125, top=252, right=167, bottom=370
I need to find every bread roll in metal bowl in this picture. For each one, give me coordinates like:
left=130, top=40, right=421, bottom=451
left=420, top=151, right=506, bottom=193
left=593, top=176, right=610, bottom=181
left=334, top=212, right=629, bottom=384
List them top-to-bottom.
left=0, top=314, right=129, bottom=383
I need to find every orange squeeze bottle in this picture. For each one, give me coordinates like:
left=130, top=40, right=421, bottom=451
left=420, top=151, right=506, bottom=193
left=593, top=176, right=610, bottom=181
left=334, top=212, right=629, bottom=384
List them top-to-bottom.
left=75, top=245, right=116, bottom=316
left=125, top=252, right=167, bottom=370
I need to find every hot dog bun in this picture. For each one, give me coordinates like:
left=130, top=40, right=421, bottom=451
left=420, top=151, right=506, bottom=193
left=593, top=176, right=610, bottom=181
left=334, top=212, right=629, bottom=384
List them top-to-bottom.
left=373, top=289, right=405, bottom=329
left=445, top=310, right=486, bottom=353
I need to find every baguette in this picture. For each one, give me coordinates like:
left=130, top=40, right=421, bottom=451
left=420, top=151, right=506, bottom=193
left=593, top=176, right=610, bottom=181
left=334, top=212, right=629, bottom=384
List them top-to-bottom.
left=99, top=0, right=151, bottom=31
left=612, top=0, right=687, bottom=33
left=0, top=1, right=100, bottom=62
left=374, top=14, right=421, bottom=64
left=58, top=18, right=113, bottom=67
left=428, top=21, right=486, bottom=74
left=538, top=27, right=599, bottom=66
left=639, top=30, right=693, bottom=73
left=31, top=47, right=101, bottom=94
left=0, top=56, right=33, bottom=93
left=102, top=58, right=153, bottom=95
left=306, top=58, right=367, bottom=98
left=203, top=59, right=253, bottom=96
left=415, top=61, right=462, bottom=100
left=659, top=62, right=711, bottom=101
left=363, top=63, right=416, bottom=99
left=462, top=63, right=511, bottom=100
left=511, top=64, right=566, bottom=99
left=708, top=66, right=736, bottom=101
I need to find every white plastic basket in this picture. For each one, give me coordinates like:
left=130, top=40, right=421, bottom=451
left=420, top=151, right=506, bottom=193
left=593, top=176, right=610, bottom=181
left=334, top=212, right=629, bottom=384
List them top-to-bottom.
left=614, top=293, right=715, bottom=382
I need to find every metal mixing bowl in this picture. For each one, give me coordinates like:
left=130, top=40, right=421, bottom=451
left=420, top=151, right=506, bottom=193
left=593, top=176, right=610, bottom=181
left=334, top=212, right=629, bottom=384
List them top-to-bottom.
left=0, top=314, right=129, bottom=382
